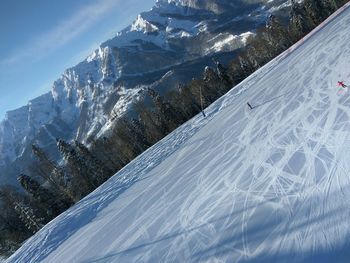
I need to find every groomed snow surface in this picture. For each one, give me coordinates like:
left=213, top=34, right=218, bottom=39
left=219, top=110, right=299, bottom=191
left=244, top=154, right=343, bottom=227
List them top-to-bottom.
left=7, top=4, right=350, bottom=263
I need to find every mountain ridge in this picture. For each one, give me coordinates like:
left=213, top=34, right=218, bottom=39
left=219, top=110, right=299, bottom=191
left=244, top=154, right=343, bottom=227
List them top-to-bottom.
left=0, top=0, right=290, bottom=184
left=7, top=2, right=350, bottom=261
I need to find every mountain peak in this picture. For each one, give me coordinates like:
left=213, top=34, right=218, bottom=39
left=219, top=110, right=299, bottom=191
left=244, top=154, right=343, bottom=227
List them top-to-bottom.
left=0, top=0, right=290, bottom=183
left=131, top=14, right=160, bottom=33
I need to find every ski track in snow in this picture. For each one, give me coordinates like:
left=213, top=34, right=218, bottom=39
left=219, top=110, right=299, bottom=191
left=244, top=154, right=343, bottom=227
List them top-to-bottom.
left=7, top=3, right=350, bottom=263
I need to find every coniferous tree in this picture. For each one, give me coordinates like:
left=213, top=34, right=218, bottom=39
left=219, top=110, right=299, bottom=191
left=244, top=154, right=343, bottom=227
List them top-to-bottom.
left=289, top=0, right=314, bottom=40
left=265, top=15, right=292, bottom=52
left=167, top=85, right=201, bottom=120
left=147, top=88, right=184, bottom=133
left=134, top=101, right=166, bottom=144
left=91, top=137, right=124, bottom=173
left=57, top=139, right=96, bottom=199
left=74, top=140, right=114, bottom=185
left=32, top=144, right=74, bottom=202
left=32, top=144, right=60, bottom=179
left=17, top=174, right=72, bottom=218
left=0, top=186, right=31, bottom=256
left=0, top=186, right=42, bottom=234
left=13, top=201, right=45, bottom=234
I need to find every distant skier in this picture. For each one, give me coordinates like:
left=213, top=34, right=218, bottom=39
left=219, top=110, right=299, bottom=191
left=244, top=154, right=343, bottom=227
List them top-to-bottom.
left=338, top=81, right=348, bottom=88
left=247, top=102, right=254, bottom=110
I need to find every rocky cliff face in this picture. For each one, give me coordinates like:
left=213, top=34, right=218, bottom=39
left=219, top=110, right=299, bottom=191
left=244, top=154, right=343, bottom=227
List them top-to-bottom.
left=0, top=0, right=290, bottom=184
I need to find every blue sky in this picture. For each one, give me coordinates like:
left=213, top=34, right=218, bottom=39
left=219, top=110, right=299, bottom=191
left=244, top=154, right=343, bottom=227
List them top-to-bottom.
left=0, top=0, right=155, bottom=120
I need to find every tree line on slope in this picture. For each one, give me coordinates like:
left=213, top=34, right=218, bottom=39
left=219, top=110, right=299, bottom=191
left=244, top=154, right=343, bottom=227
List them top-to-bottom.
left=0, top=0, right=346, bottom=257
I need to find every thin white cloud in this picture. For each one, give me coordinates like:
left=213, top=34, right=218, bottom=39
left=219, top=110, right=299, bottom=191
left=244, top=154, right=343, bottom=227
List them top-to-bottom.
left=0, top=0, right=122, bottom=66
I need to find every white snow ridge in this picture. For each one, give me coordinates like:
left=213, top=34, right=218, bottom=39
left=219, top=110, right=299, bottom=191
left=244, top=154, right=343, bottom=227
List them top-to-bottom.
left=7, top=3, right=350, bottom=263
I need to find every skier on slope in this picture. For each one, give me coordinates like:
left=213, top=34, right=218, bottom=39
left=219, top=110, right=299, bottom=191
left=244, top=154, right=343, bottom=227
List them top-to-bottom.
left=338, top=81, right=348, bottom=88
left=247, top=102, right=253, bottom=110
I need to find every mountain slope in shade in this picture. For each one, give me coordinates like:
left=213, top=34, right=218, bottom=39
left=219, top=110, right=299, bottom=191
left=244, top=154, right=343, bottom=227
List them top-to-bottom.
left=0, top=0, right=290, bottom=184
left=7, top=3, right=350, bottom=263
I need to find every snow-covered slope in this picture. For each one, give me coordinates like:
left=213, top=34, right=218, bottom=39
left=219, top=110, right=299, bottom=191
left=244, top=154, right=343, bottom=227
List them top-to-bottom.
left=0, top=0, right=289, bottom=184
left=8, top=3, right=350, bottom=263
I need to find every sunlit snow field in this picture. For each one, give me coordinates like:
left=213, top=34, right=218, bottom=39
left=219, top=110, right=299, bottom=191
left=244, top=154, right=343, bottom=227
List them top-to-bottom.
left=7, top=3, right=350, bottom=263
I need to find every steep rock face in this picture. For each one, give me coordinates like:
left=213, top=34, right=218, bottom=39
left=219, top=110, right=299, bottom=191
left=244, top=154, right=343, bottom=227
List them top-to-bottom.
left=0, top=0, right=290, bottom=183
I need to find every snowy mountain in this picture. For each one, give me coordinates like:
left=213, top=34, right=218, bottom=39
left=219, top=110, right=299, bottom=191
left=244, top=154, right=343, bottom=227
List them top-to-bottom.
left=0, top=0, right=290, bottom=184
left=7, top=2, right=350, bottom=262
